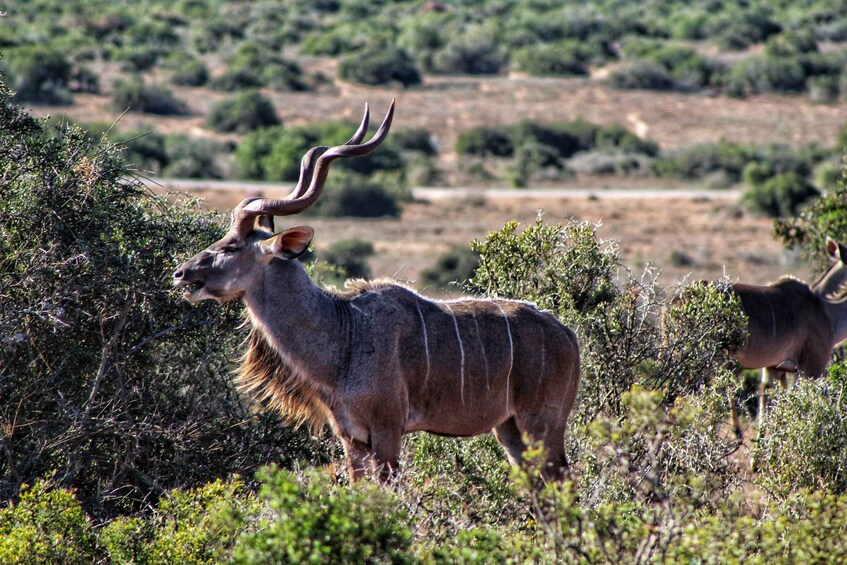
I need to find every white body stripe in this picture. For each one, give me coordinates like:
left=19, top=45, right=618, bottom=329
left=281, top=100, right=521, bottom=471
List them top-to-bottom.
left=494, top=302, right=514, bottom=413
left=415, top=303, right=431, bottom=385
left=445, top=304, right=466, bottom=405
left=472, top=313, right=490, bottom=390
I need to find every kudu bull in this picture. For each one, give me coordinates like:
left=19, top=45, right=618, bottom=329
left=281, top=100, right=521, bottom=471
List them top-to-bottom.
left=173, top=101, right=580, bottom=481
left=680, top=238, right=847, bottom=440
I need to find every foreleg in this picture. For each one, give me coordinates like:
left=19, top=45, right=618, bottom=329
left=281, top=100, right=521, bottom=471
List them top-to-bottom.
left=515, top=411, right=568, bottom=482
left=370, top=429, right=403, bottom=483
left=342, top=438, right=373, bottom=481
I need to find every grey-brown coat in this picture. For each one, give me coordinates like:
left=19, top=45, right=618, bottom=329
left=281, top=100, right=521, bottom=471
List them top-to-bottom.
left=173, top=102, right=580, bottom=480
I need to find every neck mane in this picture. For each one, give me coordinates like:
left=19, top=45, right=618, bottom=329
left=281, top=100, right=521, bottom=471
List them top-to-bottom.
left=234, top=322, right=330, bottom=432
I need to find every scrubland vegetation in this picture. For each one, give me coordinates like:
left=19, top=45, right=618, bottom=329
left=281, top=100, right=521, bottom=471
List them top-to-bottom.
left=5, top=0, right=847, bottom=219
left=5, top=1, right=847, bottom=561
left=5, top=65, right=847, bottom=561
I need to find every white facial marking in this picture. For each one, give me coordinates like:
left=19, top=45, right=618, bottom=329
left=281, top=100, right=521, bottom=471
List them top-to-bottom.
left=416, top=302, right=431, bottom=385
left=494, top=302, right=514, bottom=414
left=445, top=304, right=466, bottom=405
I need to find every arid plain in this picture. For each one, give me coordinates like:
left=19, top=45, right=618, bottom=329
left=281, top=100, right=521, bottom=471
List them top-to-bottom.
left=34, top=70, right=847, bottom=291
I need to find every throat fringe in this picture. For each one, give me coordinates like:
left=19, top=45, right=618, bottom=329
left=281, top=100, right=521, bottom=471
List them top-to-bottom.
left=235, top=323, right=330, bottom=433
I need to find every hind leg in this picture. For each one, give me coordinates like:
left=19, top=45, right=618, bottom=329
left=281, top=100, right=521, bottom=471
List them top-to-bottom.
left=494, top=417, right=527, bottom=467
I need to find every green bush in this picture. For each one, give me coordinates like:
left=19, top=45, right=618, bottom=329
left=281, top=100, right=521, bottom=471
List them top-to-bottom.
left=713, top=11, right=782, bottom=51
left=301, top=22, right=368, bottom=56
left=430, top=24, right=506, bottom=75
left=619, top=39, right=723, bottom=90
left=209, top=42, right=309, bottom=92
left=511, top=42, right=589, bottom=77
left=4, top=45, right=73, bottom=104
left=115, top=45, right=162, bottom=72
left=338, top=46, right=422, bottom=87
left=726, top=55, right=807, bottom=97
left=168, top=56, right=209, bottom=87
left=609, top=60, right=676, bottom=91
left=209, top=68, right=264, bottom=91
left=808, top=74, right=841, bottom=104
left=112, top=76, right=189, bottom=115
left=0, top=78, right=327, bottom=518
left=206, top=91, right=280, bottom=133
left=456, top=119, right=657, bottom=172
left=510, top=120, right=583, bottom=158
left=235, top=121, right=405, bottom=182
left=595, top=122, right=660, bottom=156
left=392, top=126, right=438, bottom=156
left=455, top=126, right=514, bottom=157
left=114, top=129, right=224, bottom=178
left=116, top=129, right=170, bottom=172
left=160, top=135, right=223, bottom=178
left=509, top=141, right=565, bottom=187
left=654, top=141, right=756, bottom=182
left=568, top=150, right=654, bottom=177
left=742, top=167, right=819, bottom=218
left=309, top=181, right=401, bottom=218
left=774, top=183, right=847, bottom=267
left=320, top=238, right=375, bottom=279
left=420, top=245, right=481, bottom=292
left=660, top=280, right=749, bottom=399
left=753, top=364, right=847, bottom=498
left=403, top=432, right=523, bottom=546
left=233, top=467, right=412, bottom=564
left=100, top=478, right=257, bottom=564
left=0, top=479, right=96, bottom=565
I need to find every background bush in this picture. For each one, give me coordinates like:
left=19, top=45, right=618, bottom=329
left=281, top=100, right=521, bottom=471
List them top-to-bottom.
left=210, top=42, right=309, bottom=92
left=511, top=42, right=590, bottom=77
left=3, top=45, right=73, bottom=104
left=338, top=46, right=421, bottom=87
left=112, top=76, right=189, bottom=115
left=206, top=91, right=280, bottom=134
left=235, top=120, right=405, bottom=182
left=114, top=129, right=224, bottom=178
left=742, top=167, right=819, bottom=217
left=308, top=181, right=401, bottom=218
left=319, top=238, right=375, bottom=279
left=420, top=245, right=481, bottom=293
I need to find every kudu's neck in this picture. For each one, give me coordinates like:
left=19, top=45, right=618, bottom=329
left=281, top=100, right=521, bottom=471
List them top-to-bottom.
left=243, top=259, right=352, bottom=389
left=812, top=261, right=847, bottom=300
left=823, top=296, right=847, bottom=346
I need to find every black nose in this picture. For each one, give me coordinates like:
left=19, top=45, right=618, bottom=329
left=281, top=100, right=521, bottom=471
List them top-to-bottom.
left=173, top=269, right=184, bottom=280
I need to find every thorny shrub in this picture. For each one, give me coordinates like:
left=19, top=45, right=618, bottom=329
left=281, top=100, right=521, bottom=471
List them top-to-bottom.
left=0, top=76, right=330, bottom=519
left=753, top=362, right=847, bottom=498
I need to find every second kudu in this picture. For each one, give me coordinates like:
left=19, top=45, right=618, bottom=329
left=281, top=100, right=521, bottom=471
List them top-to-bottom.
left=173, top=101, right=581, bottom=481
left=681, top=238, right=847, bottom=438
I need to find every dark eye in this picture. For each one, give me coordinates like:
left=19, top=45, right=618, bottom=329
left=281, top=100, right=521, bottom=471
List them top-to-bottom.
left=222, top=245, right=240, bottom=253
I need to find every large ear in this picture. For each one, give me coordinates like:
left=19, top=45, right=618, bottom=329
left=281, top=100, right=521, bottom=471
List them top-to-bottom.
left=263, top=226, right=314, bottom=260
left=826, top=237, right=846, bottom=263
